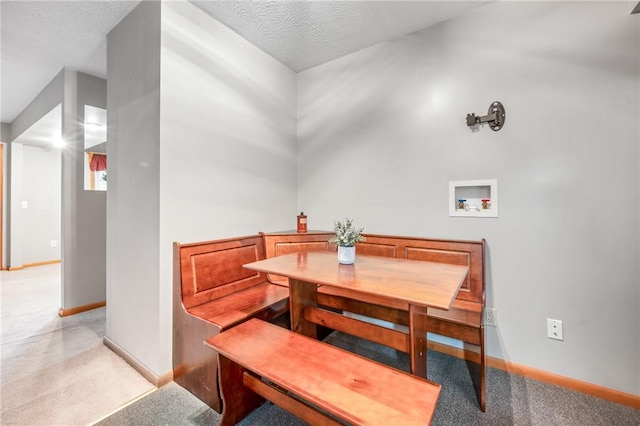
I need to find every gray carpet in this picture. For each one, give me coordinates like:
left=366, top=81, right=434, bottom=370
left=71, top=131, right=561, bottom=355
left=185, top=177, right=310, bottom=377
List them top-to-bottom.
left=96, top=331, right=640, bottom=426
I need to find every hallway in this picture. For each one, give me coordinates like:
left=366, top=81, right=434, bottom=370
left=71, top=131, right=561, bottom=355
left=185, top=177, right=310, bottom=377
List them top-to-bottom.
left=0, top=264, right=155, bottom=425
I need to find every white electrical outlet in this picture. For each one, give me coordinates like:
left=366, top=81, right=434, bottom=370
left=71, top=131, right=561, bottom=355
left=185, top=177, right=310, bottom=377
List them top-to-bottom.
left=50, top=240, right=58, bottom=248
left=485, top=308, right=496, bottom=326
left=547, top=319, right=563, bottom=341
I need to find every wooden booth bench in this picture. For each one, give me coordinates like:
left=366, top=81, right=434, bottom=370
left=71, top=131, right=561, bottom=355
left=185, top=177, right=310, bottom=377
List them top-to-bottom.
left=174, top=231, right=486, bottom=413
left=262, top=231, right=487, bottom=411
left=172, top=235, right=290, bottom=412
left=205, top=318, right=441, bottom=426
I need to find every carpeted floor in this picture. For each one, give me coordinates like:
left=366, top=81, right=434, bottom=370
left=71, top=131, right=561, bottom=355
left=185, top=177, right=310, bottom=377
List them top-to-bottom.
left=0, top=264, right=155, bottom=426
left=5, top=264, right=638, bottom=425
left=96, top=330, right=640, bottom=426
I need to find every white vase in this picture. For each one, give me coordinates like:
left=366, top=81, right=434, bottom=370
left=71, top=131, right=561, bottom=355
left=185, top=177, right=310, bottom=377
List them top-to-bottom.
left=337, top=246, right=356, bottom=265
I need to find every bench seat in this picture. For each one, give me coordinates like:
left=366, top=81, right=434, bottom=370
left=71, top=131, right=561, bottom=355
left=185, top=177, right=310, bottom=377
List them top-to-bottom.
left=188, top=282, right=289, bottom=331
left=206, top=318, right=441, bottom=426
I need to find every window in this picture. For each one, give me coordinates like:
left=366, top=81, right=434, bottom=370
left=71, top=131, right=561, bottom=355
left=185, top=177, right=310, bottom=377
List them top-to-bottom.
left=86, top=152, right=107, bottom=191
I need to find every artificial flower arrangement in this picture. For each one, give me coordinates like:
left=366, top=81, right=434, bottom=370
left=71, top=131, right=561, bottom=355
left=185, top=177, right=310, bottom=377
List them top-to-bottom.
left=329, top=218, right=366, bottom=247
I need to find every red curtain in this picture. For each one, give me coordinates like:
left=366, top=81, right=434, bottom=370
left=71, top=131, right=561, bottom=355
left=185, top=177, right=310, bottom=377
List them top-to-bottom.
left=89, top=153, right=107, bottom=172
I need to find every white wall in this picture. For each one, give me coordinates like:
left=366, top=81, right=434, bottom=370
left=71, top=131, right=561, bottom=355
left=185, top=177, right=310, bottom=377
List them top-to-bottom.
left=106, top=0, right=297, bottom=377
left=106, top=0, right=162, bottom=375
left=158, top=1, right=297, bottom=374
left=159, top=1, right=297, bottom=242
left=297, top=1, right=639, bottom=395
left=5, top=70, right=64, bottom=270
left=61, top=70, right=107, bottom=309
left=10, top=72, right=64, bottom=145
left=1, top=125, right=10, bottom=268
left=5, top=142, right=61, bottom=268
left=9, top=143, right=23, bottom=267
left=0, top=144, right=5, bottom=269
left=20, top=145, right=60, bottom=264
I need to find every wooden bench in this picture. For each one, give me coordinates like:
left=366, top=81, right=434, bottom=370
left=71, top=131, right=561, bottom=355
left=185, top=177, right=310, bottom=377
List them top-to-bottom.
left=174, top=231, right=485, bottom=412
left=262, top=231, right=487, bottom=411
left=173, top=235, right=290, bottom=412
left=205, top=318, right=441, bottom=426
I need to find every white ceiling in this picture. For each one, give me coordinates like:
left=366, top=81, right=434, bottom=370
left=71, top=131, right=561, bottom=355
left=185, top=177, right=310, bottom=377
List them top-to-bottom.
left=1, top=0, right=489, bottom=128
left=1, top=0, right=141, bottom=125
left=191, top=1, right=488, bottom=73
left=11, top=103, right=63, bottom=149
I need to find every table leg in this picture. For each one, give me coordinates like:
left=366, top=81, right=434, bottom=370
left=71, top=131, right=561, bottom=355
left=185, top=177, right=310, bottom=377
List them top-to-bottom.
left=289, top=278, right=318, bottom=339
left=409, top=304, right=428, bottom=378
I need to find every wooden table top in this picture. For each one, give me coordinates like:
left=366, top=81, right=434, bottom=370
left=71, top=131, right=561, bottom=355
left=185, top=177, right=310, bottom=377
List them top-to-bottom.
left=244, top=252, right=468, bottom=310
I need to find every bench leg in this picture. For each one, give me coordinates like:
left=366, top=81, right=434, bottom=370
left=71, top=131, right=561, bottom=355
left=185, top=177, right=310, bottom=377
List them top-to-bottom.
left=218, top=355, right=264, bottom=426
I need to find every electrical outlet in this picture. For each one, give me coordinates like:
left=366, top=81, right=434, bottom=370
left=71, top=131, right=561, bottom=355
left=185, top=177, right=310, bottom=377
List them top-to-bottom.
left=50, top=240, right=58, bottom=248
left=485, top=308, right=496, bottom=326
left=547, top=319, right=563, bottom=341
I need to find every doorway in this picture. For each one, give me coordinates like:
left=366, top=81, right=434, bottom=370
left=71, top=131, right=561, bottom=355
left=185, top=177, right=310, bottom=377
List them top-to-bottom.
left=9, top=104, right=62, bottom=270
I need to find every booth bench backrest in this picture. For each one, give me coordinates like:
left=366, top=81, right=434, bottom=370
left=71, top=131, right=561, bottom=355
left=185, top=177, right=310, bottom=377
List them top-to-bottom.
left=261, top=231, right=484, bottom=306
left=261, top=231, right=335, bottom=286
left=357, top=234, right=484, bottom=305
left=178, top=235, right=268, bottom=310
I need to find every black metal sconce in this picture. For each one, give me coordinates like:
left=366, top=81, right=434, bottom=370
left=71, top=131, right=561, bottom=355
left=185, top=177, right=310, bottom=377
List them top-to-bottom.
left=466, top=101, right=505, bottom=131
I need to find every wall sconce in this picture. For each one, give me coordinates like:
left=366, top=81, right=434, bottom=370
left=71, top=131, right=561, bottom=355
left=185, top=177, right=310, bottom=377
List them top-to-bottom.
left=466, top=101, right=505, bottom=131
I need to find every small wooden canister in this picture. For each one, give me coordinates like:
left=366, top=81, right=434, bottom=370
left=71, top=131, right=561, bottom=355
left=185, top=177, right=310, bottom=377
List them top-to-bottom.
left=297, top=212, right=307, bottom=233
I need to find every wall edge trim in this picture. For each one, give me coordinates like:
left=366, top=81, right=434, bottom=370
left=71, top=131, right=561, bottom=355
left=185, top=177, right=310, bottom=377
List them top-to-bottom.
left=8, top=259, right=61, bottom=271
left=58, top=301, right=106, bottom=317
left=103, top=336, right=173, bottom=387
left=427, top=340, right=640, bottom=409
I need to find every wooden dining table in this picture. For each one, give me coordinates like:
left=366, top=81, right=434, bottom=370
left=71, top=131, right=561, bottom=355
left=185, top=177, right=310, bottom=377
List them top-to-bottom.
left=244, top=251, right=469, bottom=378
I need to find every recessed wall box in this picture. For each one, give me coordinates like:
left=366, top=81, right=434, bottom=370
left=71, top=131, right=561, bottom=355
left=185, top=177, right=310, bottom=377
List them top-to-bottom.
left=449, top=179, right=498, bottom=217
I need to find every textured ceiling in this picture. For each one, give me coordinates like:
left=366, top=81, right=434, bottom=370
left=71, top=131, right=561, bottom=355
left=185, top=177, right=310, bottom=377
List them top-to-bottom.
left=1, top=0, right=489, bottom=127
left=1, top=0, right=141, bottom=125
left=191, top=1, right=488, bottom=73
